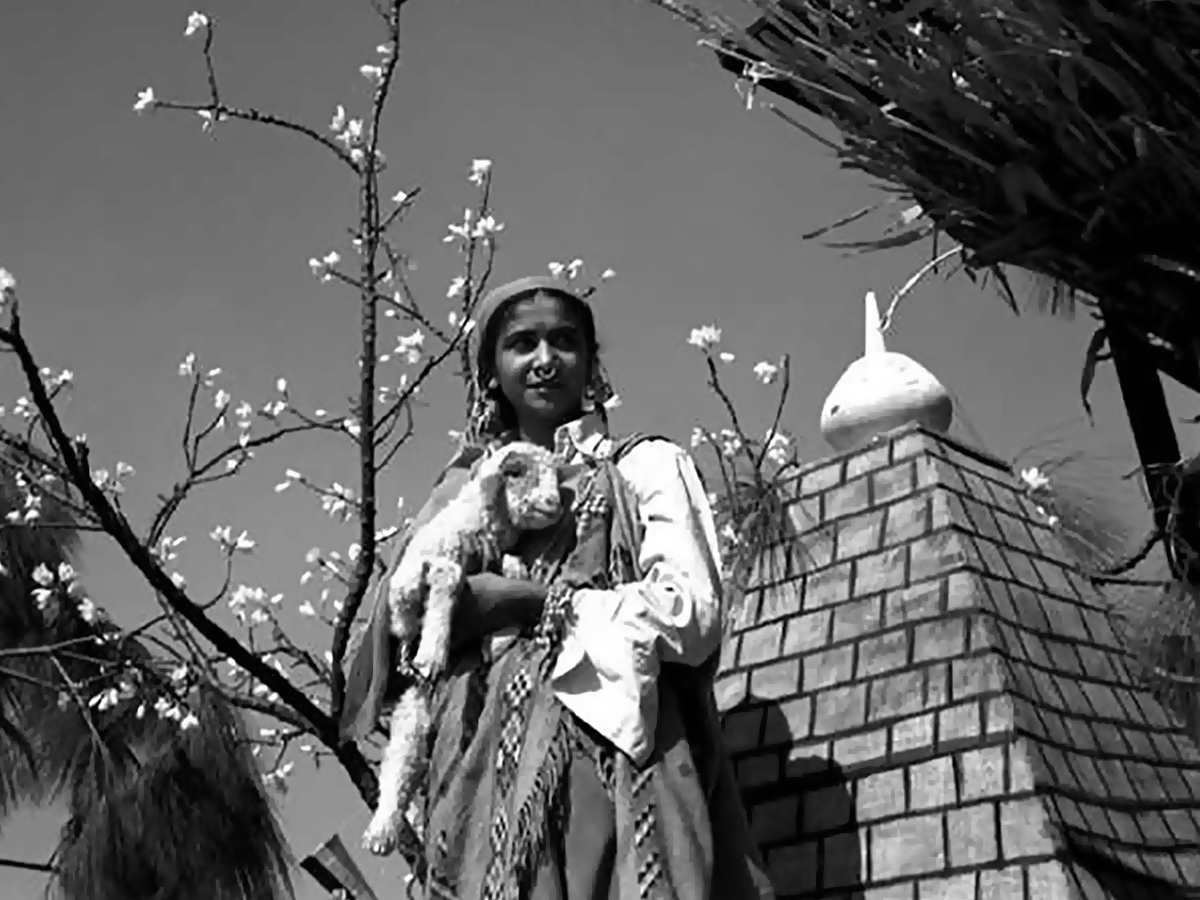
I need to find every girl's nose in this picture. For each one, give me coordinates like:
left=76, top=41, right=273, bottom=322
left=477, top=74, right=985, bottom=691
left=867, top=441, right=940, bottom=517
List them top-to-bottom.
left=532, top=340, right=554, bottom=365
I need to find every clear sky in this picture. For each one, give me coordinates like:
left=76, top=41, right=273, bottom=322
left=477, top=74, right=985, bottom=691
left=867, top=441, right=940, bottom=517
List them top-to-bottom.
left=0, top=0, right=1188, bottom=897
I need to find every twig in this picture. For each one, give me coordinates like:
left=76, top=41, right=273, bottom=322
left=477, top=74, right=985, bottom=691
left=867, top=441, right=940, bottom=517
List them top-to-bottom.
left=879, top=245, right=964, bottom=334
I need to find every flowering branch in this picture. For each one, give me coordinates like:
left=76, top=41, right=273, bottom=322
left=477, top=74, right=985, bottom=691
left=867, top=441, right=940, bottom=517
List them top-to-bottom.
left=0, top=3, right=511, bottom=884
left=685, top=325, right=801, bottom=606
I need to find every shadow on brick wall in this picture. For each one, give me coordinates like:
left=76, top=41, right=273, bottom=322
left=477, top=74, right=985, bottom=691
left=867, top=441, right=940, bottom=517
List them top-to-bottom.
left=726, top=698, right=865, bottom=899
left=1070, top=838, right=1193, bottom=900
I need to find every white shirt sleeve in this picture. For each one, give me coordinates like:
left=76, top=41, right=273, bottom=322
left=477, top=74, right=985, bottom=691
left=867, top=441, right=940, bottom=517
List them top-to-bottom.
left=549, top=439, right=723, bottom=765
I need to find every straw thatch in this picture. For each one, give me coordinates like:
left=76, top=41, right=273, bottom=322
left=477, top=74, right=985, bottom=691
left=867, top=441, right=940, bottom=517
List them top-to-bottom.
left=653, top=0, right=1200, bottom=391
left=0, top=434, right=293, bottom=900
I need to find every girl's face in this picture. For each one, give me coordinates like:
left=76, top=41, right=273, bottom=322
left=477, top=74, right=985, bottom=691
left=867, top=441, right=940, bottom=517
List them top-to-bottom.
left=491, top=293, right=592, bottom=431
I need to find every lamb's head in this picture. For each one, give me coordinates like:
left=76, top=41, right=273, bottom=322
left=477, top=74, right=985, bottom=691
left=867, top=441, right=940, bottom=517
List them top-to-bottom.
left=477, top=442, right=563, bottom=533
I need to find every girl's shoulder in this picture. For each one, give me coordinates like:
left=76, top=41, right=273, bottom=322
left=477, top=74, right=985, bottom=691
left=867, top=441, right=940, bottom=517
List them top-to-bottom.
left=606, top=433, right=687, bottom=465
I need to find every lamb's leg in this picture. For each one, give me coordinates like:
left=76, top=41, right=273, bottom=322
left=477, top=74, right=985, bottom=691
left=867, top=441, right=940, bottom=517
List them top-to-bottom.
left=411, top=557, right=462, bottom=679
left=387, top=561, right=425, bottom=642
left=362, top=685, right=430, bottom=856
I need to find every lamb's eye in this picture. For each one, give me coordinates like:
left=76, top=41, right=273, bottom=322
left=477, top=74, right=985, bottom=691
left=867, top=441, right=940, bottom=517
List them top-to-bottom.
left=502, top=459, right=528, bottom=478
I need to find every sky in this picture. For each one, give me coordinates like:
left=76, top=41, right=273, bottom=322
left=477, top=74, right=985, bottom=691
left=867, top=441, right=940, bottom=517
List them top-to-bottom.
left=0, top=0, right=1192, bottom=897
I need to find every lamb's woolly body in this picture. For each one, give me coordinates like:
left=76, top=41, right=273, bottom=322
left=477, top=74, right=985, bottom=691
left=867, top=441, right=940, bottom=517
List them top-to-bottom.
left=363, top=442, right=561, bottom=856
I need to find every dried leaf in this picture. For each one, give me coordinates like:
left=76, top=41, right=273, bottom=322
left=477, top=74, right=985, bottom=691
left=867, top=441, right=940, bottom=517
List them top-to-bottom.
left=801, top=203, right=878, bottom=240
left=827, top=222, right=933, bottom=251
left=1081, top=326, right=1109, bottom=424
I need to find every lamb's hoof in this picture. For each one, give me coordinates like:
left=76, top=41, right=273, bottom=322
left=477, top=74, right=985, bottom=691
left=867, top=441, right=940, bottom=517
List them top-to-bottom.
left=501, top=555, right=527, bottom=580
left=362, top=815, right=400, bottom=857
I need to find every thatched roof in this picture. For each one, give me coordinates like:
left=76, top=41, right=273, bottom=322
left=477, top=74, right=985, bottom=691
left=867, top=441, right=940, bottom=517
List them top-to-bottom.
left=670, top=0, right=1200, bottom=392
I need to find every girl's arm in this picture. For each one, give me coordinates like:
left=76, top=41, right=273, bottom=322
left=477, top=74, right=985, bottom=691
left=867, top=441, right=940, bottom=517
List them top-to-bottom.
left=550, top=438, right=723, bottom=765
left=450, top=573, right=546, bottom=651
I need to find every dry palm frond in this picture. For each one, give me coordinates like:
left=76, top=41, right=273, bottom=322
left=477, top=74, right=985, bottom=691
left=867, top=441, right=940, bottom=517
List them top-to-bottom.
left=651, top=0, right=1200, bottom=391
left=0, top=434, right=292, bottom=900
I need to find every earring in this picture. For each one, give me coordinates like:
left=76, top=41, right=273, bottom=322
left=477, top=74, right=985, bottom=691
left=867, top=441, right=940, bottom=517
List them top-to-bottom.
left=589, top=367, right=615, bottom=408
left=467, top=381, right=507, bottom=443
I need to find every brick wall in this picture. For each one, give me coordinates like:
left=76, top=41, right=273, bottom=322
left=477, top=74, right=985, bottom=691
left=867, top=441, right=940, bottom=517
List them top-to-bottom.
left=717, top=424, right=1200, bottom=900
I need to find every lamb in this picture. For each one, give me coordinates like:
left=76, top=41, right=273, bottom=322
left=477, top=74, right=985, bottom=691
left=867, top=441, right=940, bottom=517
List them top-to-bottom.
left=363, top=440, right=563, bottom=856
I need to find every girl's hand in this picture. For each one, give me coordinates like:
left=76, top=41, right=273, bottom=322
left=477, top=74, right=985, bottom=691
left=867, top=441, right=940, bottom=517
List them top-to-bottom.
left=451, top=573, right=546, bottom=650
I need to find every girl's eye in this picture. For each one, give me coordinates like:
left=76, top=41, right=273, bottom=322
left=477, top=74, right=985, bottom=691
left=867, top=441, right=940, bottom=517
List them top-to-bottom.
left=549, top=331, right=580, bottom=352
left=506, top=335, right=535, bottom=353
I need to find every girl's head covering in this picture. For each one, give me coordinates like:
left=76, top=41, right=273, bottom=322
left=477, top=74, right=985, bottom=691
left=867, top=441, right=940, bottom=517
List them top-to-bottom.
left=467, top=275, right=614, bottom=443
left=472, top=275, right=580, bottom=374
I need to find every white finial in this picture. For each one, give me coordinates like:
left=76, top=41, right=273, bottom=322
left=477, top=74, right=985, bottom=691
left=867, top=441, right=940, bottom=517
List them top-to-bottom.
left=819, top=289, right=953, bottom=451
left=864, top=291, right=886, bottom=357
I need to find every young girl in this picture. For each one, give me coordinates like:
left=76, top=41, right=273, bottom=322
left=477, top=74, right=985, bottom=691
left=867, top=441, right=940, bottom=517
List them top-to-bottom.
left=341, top=275, right=774, bottom=900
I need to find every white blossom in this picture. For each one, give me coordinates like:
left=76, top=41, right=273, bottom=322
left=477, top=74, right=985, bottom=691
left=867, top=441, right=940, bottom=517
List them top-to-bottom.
left=184, top=12, right=210, bottom=37
left=360, top=64, right=384, bottom=85
left=133, top=87, right=156, bottom=114
left=330, top=105, right=346, bottom=132
left=334, top=118, right=364, bottom=150
left=468, top=158, right=492, bottom=185
left=392, top=189, right=409, bottom=204
left=443, top=208, right=473, bottom=244
left=471, top=214, right=504, bottom=239
left=308, top=251, right=341, bottom=283
left=566, top=259, right=584, bottom=280
left=547, top=262, right=565, bottom=279
left=0, top=268, right=13, bottom=314
left=600, top=268, right=616, bottom=281
left=447, top=276, right=467, bottom=299
left=687, top=325, right=722, bottom=352
left=392, top=331, right=425, bottom=365
left=179, top=352, right=196, bottom=377
left=719, top=352, right=735, bottom=365
left=753, top=360, right=780, bottom=385
left=262, top=399, right=287, bottom=419
left=690, top=427, right=707, bottom=449
left=719, top=428, right=742, bottom=458
left=765, top=430, right=792, bottom=467
left=1020, top=467, right=1050, bottom=492
left=321, top=484, right=356, bottom=521
left=155, top=535, right=187, bottom=565
left=76, top=597, right=98, bottom=623
left=90, top=688, right=121, bottom=712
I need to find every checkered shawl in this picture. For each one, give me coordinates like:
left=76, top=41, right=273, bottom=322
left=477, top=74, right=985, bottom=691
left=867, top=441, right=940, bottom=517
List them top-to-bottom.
left=408, top=435, right=676, bottom=899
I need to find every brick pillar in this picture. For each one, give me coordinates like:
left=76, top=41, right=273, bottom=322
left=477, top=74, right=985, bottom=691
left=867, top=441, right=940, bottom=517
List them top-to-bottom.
left=717, top=424, right=1200, bottom=899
